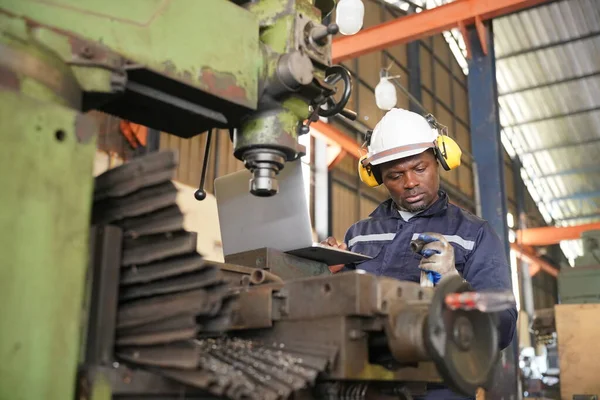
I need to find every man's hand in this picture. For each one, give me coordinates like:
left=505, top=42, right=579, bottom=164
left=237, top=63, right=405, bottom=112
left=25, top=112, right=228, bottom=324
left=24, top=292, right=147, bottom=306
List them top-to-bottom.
left=415, top=233, right=459, bottom=285
left=321, top=236, right=348, bottom=250
left=320, top=237, right=347, bottom=273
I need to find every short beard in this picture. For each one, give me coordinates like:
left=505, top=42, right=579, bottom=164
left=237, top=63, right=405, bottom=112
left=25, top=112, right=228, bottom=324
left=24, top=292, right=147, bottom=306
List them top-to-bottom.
left=395, top=200, right=429, bottom=213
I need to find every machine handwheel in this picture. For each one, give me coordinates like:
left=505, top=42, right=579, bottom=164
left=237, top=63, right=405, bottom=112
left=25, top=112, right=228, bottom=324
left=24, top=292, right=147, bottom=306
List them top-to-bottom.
left=318, top=65, right=352, bottom=118
left=425, top=276, right=499, bottom=395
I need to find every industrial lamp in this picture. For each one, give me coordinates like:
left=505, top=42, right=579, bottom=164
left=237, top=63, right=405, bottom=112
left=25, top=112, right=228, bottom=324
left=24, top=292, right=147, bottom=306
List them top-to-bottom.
left=335, top=0, right=364, bottom=35
left=375, top=69, right=400, bottom=111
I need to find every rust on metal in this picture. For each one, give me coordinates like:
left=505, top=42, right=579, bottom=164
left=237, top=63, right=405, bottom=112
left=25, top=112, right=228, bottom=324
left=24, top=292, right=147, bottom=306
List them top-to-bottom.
left=475, top=16, right=489, bottom=56
left=457, top=21, right=472, bottom=59
left=68, top=36, right=124, bottom=70
left=0, top=41, right=81, bottom=108
left=161, top=59, right=177, bottom=75
left=155, top=62, right=253, bottom=108
left=0, top=65, right=20, bottom=91
left=198, top=67, right=249, bottom=106
left=224, top=248, right=330, bottom=279
left=230, top=287, right=274, bottom=330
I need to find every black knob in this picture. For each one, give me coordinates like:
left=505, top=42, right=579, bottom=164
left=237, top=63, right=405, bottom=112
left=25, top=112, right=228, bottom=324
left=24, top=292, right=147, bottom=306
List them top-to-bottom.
left=311, top=23, right=339, bottom=44
left=327, top=23, right=339, bottom=35
left=298, top=124, right=310, bottom=135
left=194, top=189, right=207, bottom=201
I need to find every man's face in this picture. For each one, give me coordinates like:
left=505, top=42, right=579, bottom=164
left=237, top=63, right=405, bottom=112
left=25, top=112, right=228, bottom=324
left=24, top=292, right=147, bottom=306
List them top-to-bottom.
left=379, top=150, right=440, bottom=212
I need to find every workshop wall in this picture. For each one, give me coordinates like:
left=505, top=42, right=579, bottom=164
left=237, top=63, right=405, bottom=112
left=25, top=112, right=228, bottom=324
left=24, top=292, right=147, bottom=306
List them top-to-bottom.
left=89, top=1, right=550, bottom=290
left=159, top=129, right=245, bottom=193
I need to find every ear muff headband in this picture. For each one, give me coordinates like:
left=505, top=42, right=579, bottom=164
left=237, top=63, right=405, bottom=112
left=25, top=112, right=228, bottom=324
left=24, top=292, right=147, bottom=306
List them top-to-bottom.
left=426, top=113, right=462, bottom=172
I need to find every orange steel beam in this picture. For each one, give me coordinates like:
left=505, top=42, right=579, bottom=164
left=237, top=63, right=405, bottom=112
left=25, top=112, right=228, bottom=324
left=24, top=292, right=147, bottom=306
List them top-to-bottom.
left=331, top=0, right=550, bottom=63
left=311, top=120, right=364, bottom=159
left=327, top=148, right=347, bottom=170
left=516, top=222, right=600, bottom=246
left=510, top=243, right=558, bottom=277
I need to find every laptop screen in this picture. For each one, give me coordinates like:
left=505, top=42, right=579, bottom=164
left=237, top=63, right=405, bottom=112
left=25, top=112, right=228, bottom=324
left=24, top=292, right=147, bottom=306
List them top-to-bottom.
left=214, top=160, right=314, bottom=256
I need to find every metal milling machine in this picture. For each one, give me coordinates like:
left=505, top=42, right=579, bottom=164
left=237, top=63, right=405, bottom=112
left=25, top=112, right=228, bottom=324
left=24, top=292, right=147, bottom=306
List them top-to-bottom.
left=0, top=1, right=500, bottom=399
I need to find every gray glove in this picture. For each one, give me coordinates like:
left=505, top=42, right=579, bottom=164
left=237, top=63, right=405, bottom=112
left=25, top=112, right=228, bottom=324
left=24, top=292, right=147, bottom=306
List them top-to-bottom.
left=414, top=233, right=459, bottom=286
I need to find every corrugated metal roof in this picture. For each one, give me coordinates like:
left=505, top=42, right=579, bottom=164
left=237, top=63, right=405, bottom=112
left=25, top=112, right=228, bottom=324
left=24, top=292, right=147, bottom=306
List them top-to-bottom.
left=384, top=0, right=600, bottom=263
left=494, top=0, right=600, bottom=262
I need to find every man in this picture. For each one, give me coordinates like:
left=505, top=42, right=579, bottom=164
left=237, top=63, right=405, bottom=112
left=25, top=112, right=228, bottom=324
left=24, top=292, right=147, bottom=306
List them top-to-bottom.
left=322, top=108, right=517, bottom=400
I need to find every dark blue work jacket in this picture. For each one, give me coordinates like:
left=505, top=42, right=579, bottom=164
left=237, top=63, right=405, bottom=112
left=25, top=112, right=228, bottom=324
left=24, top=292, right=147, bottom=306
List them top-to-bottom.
left=343, top=191, right=517, bottom=400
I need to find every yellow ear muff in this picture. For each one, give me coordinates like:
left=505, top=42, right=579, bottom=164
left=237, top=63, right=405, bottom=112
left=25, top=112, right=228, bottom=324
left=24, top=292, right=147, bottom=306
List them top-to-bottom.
left=434, top=135, right=462, bottom=171
left=358, top=155, right=381, bottom=187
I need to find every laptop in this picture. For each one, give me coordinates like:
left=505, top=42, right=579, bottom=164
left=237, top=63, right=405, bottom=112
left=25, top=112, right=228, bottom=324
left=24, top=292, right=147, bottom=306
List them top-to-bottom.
left=213, top=159, right=372, bottom=266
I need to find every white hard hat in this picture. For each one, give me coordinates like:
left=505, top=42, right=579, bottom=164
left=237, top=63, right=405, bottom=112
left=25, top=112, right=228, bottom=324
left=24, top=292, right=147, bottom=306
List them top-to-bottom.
left=365, top=108, right=437, bottom=166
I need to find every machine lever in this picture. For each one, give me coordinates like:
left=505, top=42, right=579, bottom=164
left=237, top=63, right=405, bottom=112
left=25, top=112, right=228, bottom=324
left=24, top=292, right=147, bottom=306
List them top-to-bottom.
left=310, top=23, right=339, bottom=44
left=340, top=108, right=357, bottom=121
left=194, top=129, right=213, bottom=201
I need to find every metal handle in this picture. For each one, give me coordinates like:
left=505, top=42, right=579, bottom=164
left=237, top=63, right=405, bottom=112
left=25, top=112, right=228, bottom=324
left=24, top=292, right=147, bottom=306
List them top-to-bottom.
left=311, top=23, right=339, bottom=44
left=339, top=108, right=357, bottom=121
left=194, top=129, right=213, bottom=201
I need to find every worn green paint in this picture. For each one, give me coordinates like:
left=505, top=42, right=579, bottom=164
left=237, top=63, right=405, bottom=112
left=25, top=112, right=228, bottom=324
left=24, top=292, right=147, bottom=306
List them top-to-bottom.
left=2, top=0, right=260, bottom=109
left=244, top=0, right=319, bottom=152
left=248, top=0, right=293, bottom=25
left=249, top=0, right=321, bottom=25
left=249, top=0, right=294, bottom=53
left=250, top=0, right=321, bottom=54
left=296, top=0, right=323, bottom=21
left=0, top=14, right=81, bottom=107
left=260, top=14, right=296, bottom=54
left=27, top=27, right=115, bottom=94
left=71, top=67, right=114, bottom=93
left=0, top=90, right=97, bottom=400
left=283, top=96, right=311, bottom=120
left=237, top=108, right=301, bottom=151
left=241, top=110, right=295, bottom=140
left=90, top=372, right=112, bottom=400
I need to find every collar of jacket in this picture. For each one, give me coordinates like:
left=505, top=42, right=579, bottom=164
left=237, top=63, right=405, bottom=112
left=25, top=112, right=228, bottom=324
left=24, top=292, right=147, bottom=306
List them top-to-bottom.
left=370, top=190, right=449, bottom=219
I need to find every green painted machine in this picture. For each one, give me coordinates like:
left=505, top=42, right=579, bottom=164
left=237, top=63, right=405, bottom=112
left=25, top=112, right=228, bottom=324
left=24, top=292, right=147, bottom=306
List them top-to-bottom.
left=0, top=1, right=502, bottom=399
left=0, top=1, right=351, bottom=398
left=558, top=229, right=600, bottom=304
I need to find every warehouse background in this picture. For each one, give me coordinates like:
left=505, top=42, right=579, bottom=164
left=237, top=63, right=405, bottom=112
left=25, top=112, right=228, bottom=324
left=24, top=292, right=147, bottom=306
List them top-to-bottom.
left=91, top=0, right=562, bottom=331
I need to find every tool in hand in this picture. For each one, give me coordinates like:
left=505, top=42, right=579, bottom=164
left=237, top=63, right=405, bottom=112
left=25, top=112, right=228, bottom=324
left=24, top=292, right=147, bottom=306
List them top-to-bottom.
left=410, top=238, right=436, bottom=287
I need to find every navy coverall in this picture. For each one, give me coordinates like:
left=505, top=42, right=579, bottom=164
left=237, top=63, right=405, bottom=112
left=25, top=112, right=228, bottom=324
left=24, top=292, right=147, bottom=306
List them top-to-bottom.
left=343, top=190, right=517, bottom=400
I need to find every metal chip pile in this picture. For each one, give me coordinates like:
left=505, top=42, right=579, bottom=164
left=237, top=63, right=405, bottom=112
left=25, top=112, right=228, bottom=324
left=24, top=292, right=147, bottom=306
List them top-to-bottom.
left=91, top=150, right=332, bottom=399
left=119, top=337, right=334, bottom=400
